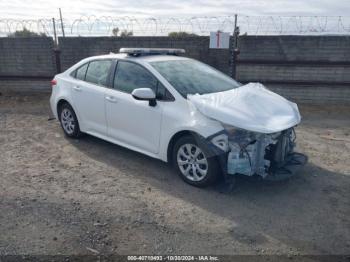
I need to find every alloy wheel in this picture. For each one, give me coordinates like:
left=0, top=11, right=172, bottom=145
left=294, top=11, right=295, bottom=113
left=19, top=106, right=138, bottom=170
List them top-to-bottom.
left=61, top=108, right=75, bottom=135
left=176, top=143, right=208, bottom=181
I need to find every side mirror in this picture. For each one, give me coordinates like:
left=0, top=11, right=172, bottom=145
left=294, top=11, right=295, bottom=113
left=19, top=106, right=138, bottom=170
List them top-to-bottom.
left=131, top=88, right=157, bottom=107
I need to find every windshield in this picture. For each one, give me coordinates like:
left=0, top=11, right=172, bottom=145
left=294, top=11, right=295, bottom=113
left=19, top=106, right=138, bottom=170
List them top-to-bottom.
left=150, top=59, right=240, bottom=97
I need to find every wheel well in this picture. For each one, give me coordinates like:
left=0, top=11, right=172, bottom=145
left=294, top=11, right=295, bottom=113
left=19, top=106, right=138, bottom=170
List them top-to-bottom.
left=57, top=99, right=69, bottom=117
left=167, top=130, right=195, bottom=164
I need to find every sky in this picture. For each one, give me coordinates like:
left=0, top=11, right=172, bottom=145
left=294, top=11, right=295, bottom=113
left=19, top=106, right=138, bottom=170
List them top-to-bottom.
left=0, top=0, right=350, bottom=19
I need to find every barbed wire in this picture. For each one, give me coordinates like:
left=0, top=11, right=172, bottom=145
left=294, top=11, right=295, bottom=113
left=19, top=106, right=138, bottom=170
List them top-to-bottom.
left=1, top=15, right=350, bottom=37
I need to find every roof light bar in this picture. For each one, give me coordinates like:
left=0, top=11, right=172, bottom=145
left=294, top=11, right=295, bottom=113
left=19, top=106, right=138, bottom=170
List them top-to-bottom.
left=119, top=48, right=186, bottom=56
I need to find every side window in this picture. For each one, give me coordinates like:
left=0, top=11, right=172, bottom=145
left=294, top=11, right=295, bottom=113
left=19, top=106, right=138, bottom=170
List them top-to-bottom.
left=85, top=60, right=112, bottom=87
left=113, top=61, right=158, bottom=94
left=74, top=63, right=89, bottom=80
left=156, top=82, right=175, bottom=101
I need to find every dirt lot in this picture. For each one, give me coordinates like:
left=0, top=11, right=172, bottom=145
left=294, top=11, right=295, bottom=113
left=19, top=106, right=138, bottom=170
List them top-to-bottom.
left=0, top=93, right=349, bottom=256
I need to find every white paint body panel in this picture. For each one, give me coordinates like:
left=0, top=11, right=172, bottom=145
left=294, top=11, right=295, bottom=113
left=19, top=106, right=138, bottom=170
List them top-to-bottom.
left=49, top=53, right=301, bottom=163
left=49, top=54, right=224, bottom=162
left=71, top=78, right=107, bottom=135
left=104, top=88, right=162, bottom=154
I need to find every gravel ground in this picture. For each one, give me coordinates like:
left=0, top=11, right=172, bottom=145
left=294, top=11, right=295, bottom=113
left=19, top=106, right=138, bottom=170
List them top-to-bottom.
left=0, top=93, right=349, bottom=256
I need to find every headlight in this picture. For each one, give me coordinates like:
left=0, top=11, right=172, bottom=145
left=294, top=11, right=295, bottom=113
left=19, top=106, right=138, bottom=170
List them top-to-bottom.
left=211, top=133, right=229, bottom=152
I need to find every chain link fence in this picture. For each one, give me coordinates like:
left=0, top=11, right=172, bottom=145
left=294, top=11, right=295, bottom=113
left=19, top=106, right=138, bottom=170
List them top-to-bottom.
left=1, top=15, right=350, bottom=37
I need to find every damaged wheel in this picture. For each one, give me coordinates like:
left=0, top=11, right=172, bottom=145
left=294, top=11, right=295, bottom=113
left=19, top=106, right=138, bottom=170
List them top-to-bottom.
left=173, top=135, right=219, bottom=187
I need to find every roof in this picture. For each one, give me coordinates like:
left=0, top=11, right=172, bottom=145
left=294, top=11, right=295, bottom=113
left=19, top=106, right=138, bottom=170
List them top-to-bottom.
left=119, top=48, right=185, bottom=55
left=84, top=52, right=190, bottom=63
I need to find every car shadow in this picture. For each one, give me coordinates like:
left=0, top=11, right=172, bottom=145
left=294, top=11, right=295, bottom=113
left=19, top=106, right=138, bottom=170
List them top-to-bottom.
left=3, top=93, right=349, bottom=255
left=67, top=132, right=350, bottom=254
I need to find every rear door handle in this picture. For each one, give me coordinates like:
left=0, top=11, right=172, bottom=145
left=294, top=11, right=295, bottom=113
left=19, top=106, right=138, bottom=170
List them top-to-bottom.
left=73, top=86, right=82, bottom=92
left=105, top=96, right=117, bottom=103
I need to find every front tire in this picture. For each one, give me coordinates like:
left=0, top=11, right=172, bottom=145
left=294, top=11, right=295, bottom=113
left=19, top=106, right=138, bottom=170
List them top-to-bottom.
left=58, top=103, right=82, bottom=138
left=172, top=135, right=220, bottom=187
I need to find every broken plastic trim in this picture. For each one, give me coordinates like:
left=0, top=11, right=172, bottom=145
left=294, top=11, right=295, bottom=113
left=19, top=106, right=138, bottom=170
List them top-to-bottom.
left=207, top=126, right=307, bottom=181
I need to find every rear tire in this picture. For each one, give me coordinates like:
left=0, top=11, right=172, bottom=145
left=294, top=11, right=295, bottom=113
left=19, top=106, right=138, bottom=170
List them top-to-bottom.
left=58, top=103, right=82, bottom=138
left=172, top=135, right=220, bottom=187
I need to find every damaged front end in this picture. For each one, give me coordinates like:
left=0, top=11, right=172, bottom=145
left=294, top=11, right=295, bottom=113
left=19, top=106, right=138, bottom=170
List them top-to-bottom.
left=188, top=82, right=308, bottom=182
left=209, top=126, right=307, bottom=181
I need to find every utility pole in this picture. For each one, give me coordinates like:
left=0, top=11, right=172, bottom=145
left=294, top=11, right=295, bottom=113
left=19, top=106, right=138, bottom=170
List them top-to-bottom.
left=59, top=8, right=65, bottom=37
left=231, top=14, right=240, bottom=79
left=53, top=15, right=62, bottom=73
left=52, top=18, right=58, bottom=46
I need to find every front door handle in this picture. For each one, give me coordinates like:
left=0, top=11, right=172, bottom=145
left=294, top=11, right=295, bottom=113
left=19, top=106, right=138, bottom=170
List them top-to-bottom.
left=73, top=86, right=82, bottom=92
left=105, top=96, right=117, bottom=103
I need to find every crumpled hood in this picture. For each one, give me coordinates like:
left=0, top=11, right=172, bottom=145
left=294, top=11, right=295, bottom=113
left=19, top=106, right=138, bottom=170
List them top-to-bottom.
left=187, top=83, right=301, bottom=134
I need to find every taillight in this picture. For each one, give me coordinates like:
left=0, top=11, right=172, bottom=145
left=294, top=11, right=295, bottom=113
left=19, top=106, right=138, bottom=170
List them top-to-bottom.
left=51, top=79, right=57, bottom=87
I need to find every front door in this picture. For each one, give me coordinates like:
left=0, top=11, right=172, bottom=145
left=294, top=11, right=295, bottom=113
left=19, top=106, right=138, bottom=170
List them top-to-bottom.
left=105, top=61, right=163, bottom=154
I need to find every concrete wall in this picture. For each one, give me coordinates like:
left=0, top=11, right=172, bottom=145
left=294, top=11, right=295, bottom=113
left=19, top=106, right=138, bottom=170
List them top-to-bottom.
left=0, top=36, right=349, bottom=104
left=236, top=36, right=350, bottom=103
left=236, top=36, right=350, bottom=84
left=238, top=36, right=350, bottom=62
left=0, top=37, right=56, bottom=77
left=59, top=37, right=231, bottom=75
left=0, top=80, right=51, bottom=94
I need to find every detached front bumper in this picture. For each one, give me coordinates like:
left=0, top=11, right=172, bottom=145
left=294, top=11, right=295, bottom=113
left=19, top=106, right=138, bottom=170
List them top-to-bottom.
left=206, top=127, right=307, bottom=182
left=215, top=150, right=307, bottom=182
left=264, top=152, right=307, bottom=181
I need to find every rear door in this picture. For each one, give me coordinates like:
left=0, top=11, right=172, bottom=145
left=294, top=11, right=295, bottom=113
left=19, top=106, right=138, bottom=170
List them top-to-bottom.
left=71, top=59, right=112, bottom=135
left=104, top=60, right=165, bottom=154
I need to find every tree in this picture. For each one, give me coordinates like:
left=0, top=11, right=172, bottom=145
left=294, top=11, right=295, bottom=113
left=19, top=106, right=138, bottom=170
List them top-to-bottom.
left=8, top=27, right=46, bottom=37
left=112, top=27, right=133, bottom=37
left=112, top=27, right=119, bottom=36
left=120, top=30, right=133, bottom=37
left=168, top=31, right=198, bottom=37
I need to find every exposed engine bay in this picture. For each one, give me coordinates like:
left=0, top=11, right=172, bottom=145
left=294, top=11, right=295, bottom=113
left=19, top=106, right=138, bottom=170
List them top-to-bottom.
left=209, top=126, right=307, bottom=180
left=227, top=127, right=296, bottom=177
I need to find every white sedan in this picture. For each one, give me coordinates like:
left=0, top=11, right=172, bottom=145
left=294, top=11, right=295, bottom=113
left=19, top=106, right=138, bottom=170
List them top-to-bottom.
left=50, top=48, right=307, bottom=187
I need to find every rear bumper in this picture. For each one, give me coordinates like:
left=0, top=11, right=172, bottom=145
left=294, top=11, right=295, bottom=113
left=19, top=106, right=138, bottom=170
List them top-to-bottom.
left=49, top=93, right=58, bottom=119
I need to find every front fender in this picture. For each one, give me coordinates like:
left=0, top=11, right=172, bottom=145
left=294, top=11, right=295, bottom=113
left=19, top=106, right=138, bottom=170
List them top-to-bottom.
left=159, top=124, right=224, bottom=162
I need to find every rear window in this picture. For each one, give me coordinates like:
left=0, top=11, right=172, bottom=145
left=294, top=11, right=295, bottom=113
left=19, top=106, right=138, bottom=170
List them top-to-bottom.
left=75, top=63, right=88, bottom=80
